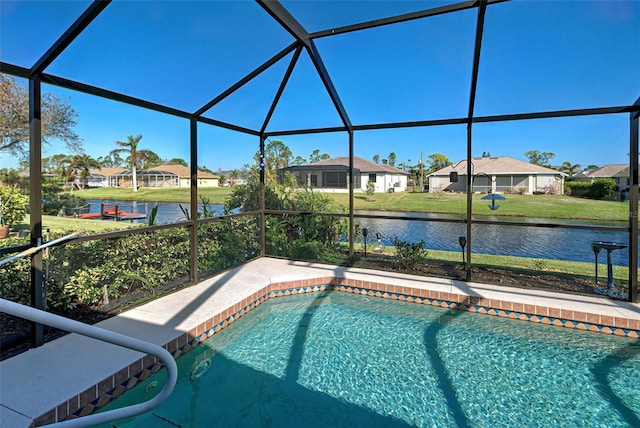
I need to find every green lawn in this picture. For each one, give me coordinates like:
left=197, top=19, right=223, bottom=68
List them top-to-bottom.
left=73, top=187, right=630, bottom=222
left=331, top=192, right=628, bottom=222
left=16, top=214, right=139, bottom=234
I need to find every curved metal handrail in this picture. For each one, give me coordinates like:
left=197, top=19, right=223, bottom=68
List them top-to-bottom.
left=0, top=230, right=177, bottom=427
left=0, top=298, right=178, bottom=427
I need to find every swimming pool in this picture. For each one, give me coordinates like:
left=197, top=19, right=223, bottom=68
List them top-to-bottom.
left=97, top=291, right=640, bottom=427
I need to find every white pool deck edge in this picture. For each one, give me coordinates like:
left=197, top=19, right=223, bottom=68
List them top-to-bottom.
left=1, top=257, right=639, bottom=427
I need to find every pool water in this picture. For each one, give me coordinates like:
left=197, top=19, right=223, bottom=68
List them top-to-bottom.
left=98, top=291, right=640, bottom=427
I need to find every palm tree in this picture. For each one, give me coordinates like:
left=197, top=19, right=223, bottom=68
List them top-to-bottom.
left=111, top=134, right=148, bottom=192
left=60, top=154, right=100, bottom=191
left=71, top=154, right=100, bottom=190
left=58, top=159, right=75, bottom=192
left=558, top=161, right=581, bottom=181
left=229, top=169, right=239, bottom=187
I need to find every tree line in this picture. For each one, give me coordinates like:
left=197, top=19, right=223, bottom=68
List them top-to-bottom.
left=1, top=73, right=601, bottom=191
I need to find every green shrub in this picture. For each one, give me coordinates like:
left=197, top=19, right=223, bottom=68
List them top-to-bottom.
left=589, top=178, right=616, bottom=199
left=366, top=179, right=375, bottom=201
left=564, top=179, right=615, bottom=199
left=564, top=181, right=591, bottom=196
left=0, top=185, right=28, bottom=227
left=198, top=216, right=260, bottom=274
left=35, top=228, right=190, bottom=309
left=392, top=237, right=428, bottom=270
left=0, top=241, right=31, bottom=305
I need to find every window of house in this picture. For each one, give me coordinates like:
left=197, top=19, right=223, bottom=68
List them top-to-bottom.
left=368, top=173, right=377, bottom=183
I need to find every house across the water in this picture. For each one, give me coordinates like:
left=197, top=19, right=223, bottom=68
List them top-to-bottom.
left=279, top=156, right=409, bottom=193
left=428, top=156, right=565, bottom=195
left=578, top=164, right=633, bottom=200
left=86, top=165, right=219, bottom=188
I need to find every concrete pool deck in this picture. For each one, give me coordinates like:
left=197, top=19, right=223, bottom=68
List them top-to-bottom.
left=2, top=257, right=639, bottom=427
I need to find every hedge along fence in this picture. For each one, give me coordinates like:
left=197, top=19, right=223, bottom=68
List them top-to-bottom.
left=564, top=178, right=616, bottom=199
left=197, top=215, right=260, bottom=276
left=0, top=218, right=261, bottom=315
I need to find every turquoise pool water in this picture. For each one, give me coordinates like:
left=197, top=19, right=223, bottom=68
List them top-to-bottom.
left=98, top=292, right=640, bottom=427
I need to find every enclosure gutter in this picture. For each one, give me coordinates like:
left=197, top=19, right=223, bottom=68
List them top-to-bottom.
left=309, top=0, right=508, bottom=39
left=255, top=105, right=640, bottom=137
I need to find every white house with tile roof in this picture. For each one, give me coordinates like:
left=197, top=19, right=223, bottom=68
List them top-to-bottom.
left=279, top=156, right=409, bottom=193
left=428, top=156, right=565, bottom=195
left=584, top=164, right=633, bottom=200
left=88, top=165, right=219, bottom=188
left=148, top=165, right=219, bottom=187
left=86, top=167, right=128, bottom=187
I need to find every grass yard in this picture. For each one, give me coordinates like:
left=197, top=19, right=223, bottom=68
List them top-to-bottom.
left=73, top=187, right=629, bottom=222
left=327, top=192, right=628, bottom=222
left=16, top=214, right=140, bottom=234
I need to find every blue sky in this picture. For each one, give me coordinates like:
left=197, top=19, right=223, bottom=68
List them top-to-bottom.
left=1, top=0, right=639, bottom=172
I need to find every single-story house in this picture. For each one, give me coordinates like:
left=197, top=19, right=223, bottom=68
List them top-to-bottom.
left=279, top=156, right=409, bottom=193
left=428, top=156, right=565, bottom=195
left=583, top=164, right=632, bottom=200
left=88, top=165, right=219, bottom=188
left=148, top=165, right=219, bottom=187
left=86, top=168, right=127, bottom=187
left=111, top=169, right=180, bottom=188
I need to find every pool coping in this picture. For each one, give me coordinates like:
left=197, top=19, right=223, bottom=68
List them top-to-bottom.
left=1, top=257, right=639, bottom=427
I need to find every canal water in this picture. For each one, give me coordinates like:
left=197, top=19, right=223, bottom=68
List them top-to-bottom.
left=82, top=200, right=633, bottom=266
left=84, top=200, right=226, bottom=224
left=354, top=211, right=632, bottom=267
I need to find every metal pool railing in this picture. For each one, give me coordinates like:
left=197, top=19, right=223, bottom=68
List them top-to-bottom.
left=0, top=231, right=178, bottom=427
left=0, top=299, right=178, bottom=427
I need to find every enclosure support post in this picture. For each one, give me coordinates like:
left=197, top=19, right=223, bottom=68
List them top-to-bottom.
left=464, top=0, right=487, bottom=280
left=29, top=76, right=44, bottom=347
left=629, top=109, right=639, bottom=302
left=189, top=117, right=198, bottom=283
left=348, top=131, right=355, bottom=260
left=259, top=135, right=266, bottom=257
left=465, top=136, right=473, bottom=280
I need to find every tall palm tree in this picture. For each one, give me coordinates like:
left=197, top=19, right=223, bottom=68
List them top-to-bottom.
left=111, top=134, right=148, bottom=192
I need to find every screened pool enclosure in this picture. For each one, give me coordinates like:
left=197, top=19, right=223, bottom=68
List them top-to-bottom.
left=1, top=0, right=639, bottom=348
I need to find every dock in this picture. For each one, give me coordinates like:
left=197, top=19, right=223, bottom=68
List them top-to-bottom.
left=77, top=203, right=147, bottom=222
